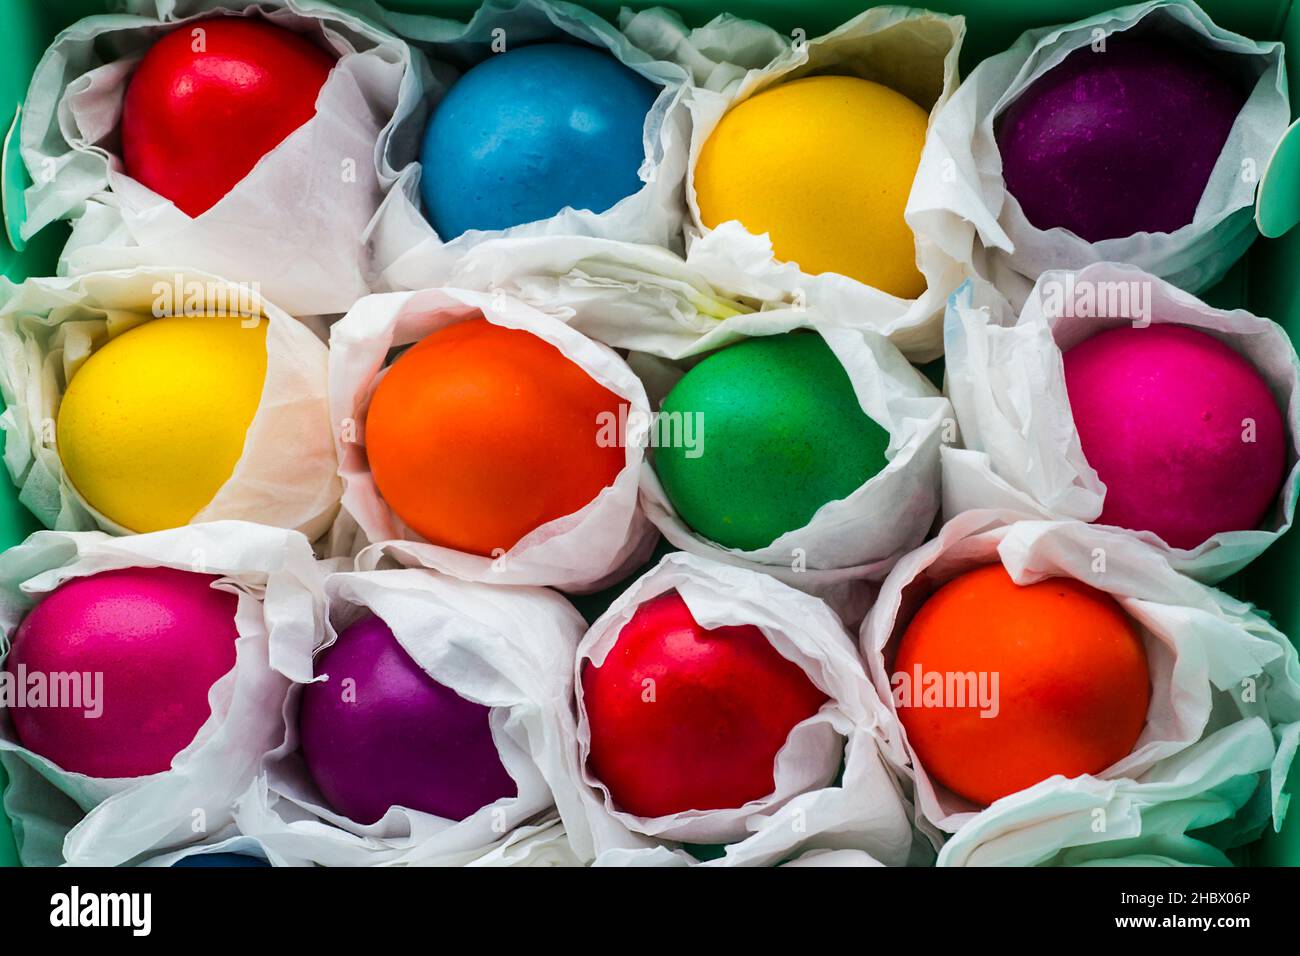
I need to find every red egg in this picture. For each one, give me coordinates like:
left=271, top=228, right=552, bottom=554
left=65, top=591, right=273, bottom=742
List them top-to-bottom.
left=121, top=17, right=335, bottom=217
left=582, top=591, right=827, bottom=818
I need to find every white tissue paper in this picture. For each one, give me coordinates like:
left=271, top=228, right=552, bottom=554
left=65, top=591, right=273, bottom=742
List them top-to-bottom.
left=21, top=0, right=431, bottom=316
left=366, top=0, right=693, bottom=293
left=909, top=0, right=1290, bottom=309
left=620, top=6, right=967, bottom=362
left=443, top=233, right=778, bottom=356
left=942, top=262, right=1300, bottom=583
left=0, top=267, right=342, bottom=540
left=329, top=286, right=657, bottom=591
left=559, top=310, right=947, bottom=626
left=859, top=511, right=1300, bottom=867
left=0, top=521, right=322, bottom=867
left=562, top=552, right=922, bottom=867
left=233, top=567, right=589, bottom=866
left=465, top=819, right=584, bottom=867
left=139, top=833, right=285, bottom=867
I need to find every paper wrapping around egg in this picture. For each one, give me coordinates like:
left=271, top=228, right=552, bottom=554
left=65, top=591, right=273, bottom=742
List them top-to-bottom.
left=19, top=0, right=431, bottom=316
left=362, top=0, right=693, bottom=294
left=909, top=0, right=1290, bottom=309
left=618, top=6, right=966, bottom=361
left=942, top=263, right=1300, bottom=583
left=0, top=268, right=342, bottom=540
left=328, top=286, right=656, bottom=590
left=649, top=335, right=946, bottom=625
left=858, top=510, right=1300, bottom=866
left=0, top=521, right=321, bottom=866
left=559, top=552, right=922, bottom=867
left=233, top=567, right=588, bottom=866
left=138, top=834, right=285, bottom=867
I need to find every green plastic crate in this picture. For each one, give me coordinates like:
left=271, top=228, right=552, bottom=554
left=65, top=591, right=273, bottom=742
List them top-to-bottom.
left=0, top=0, right=1297, bottom=867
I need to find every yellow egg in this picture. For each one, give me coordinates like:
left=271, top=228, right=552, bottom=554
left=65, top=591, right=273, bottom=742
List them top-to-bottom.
left=694, top=75, right=929, bottom=299
left=57, top=315, right=269, bottom=533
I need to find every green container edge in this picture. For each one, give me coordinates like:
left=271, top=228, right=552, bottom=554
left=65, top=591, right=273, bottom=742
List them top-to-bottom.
left=0, top=0, right=1296, bottom=867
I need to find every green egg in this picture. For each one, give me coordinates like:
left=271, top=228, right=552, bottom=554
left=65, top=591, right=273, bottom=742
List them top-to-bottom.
left=653, top=332, right=890, bottom=551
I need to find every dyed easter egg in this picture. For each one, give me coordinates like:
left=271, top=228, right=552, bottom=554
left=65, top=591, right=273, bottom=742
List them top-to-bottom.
left=122, top=17, right=335, bottom=217
left=996, top=35, right=1248, bottom=241
left=420, top=43, right=659, bottom=239
left=694, top=76, right=929, bottom=298
left=57, top=316, right=268, bottom=533
left=365, top=316, right=625, bottom=556
left=1063, top=324, right=1286, bottom=549
left=654, top=332, right=890, bottom=551
left=894, top=564, right=1150, bottom=806
left=6, top=567, right=239, bottom=779
left=582, top=591, right=826, bottom=817
left=299, top=614, right=516, bottom=825
left=172, top=853, right=270, bottom=868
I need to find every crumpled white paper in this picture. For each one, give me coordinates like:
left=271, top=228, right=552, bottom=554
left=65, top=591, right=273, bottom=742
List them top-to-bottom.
left=22, top=0, right=431, bottom=316
left=365, top=0, right=693, bottom=294
left=909, top=0, right=1290, bottom=309
left=618, top=5, right=967, bottom=362
left=444, top=233, right=769, bottom=357
left=943, top=262, right=1300, bottom=583
left=0, top=267, right=342, bottom=540
left=329, top=286, right=657, bottom=591
left=629, top=324, right=948, bottom=626
left=858, top=511, right=1300, bottom=867
left=0, top=521, right=322, bottom=867
left=561, top=552, right=921, bottom=867
left=233, top=566, right=590, bottom=866
left=465, top=818, right=584, bottom=867
left=138, top=833, right=286, bottom=867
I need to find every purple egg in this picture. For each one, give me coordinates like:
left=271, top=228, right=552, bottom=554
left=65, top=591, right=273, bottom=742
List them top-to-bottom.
left=996, top=35, right=1249, bottom=241
left=299, top=614, right=516, bottom=825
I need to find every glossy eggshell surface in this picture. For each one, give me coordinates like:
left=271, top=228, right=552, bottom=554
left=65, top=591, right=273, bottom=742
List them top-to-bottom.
left=121, top=16, right=335, bottom=218
left=996, top=35, right=1248, bottom=242
left=419, top=43, right=659, bottom=239
left=695, top=75, right=929, bottom=297
left=56, top=316, right=269, bottom=534
left=363, top=316, right=626, bottom=556
left=1063, top=324, right=1287, bottom=549
left=654, top=332, right=890, bottom=551
left=894, top=564, right=1151, bottom=807
left=6, top=567, right=240, bottom=779
left=582, top=590, right=827, bottom=818
left=298, top=614, right=516, bottom=825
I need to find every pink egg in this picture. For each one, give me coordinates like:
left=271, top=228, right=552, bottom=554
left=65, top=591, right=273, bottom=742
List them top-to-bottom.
left=1063, top=324, right=1288, bottom=549
left=5, top=566, right=239, bottom=778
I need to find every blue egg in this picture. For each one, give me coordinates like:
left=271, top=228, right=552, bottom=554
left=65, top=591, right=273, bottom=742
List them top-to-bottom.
left=419, top=43, right=659, bottom=239
left=172, top=852, right=271, bottom=868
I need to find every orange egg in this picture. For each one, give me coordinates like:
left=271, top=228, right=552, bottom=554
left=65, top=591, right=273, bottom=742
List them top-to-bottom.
left=364, top=316, right=626, bottom=556
left=893, top=563, right=1150, bottom=806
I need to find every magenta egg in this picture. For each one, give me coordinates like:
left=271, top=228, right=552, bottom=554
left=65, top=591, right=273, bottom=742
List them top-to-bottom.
left=996, top=35, right=1249, bottom=241
left=1063, top=323, right=1287, bottom=549
left=5, top=566, right=239, bottom=778
left=298, top=614, right=516, bottom=825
